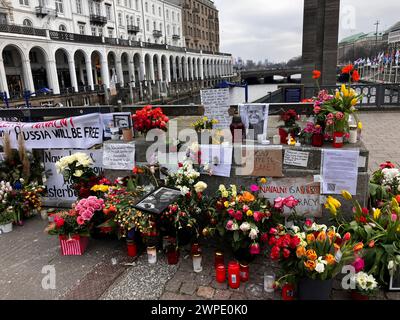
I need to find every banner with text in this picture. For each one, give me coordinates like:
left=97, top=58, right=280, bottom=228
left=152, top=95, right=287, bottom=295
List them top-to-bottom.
left=0, top=113, right=103, bottom=149
left=43, top=149, right=104, bottom=205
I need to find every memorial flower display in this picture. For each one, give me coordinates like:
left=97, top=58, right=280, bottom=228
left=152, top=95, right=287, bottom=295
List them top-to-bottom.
left=131, top=105, right=169, bottom=135
left=278, top=109, right=301, bottom=144
left=192, top=116, right=219, bottom=132
left=369, top=161, right=400, bottom=206
left=0, top=181, right=16, bottom=227
left=208, top=184, right=283, bottom=260
left=328, top=191, right=400, bottom=285
left=350, top=271, right=378, bottom=299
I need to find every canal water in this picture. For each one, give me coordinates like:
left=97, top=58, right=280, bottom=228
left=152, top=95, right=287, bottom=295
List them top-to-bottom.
left=229, top=83, right=278, bottom=105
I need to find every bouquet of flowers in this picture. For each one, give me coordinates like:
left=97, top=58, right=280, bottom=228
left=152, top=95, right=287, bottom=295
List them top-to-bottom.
left=132, top=105, right=169, bottom=135
left=278, top=109, right=301, bottom=143
left=280, top=109, right=300, bottom=128
left=192, top=116, right=219, bottom=132
left=299, top=122, right=323, bottom=145
left=369, top=161, right=400, bottom=206
left=0, top=181, right=15, bottom=225
left=20, top=183, right=46, bottom=218
left=209, top=183, right=283, bottom=257
left=327, top=190, right=400, bottom=285
left=46, top=209, right=93, bottom=236
left=269, top=219, right=360, bottom=282
left=351, top=271, right=378, bottom=297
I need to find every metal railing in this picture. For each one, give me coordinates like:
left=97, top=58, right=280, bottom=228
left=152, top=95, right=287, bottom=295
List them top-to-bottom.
left=0, top=24, right=47, bottom=37
left=50, top=30, right=103, bottom=43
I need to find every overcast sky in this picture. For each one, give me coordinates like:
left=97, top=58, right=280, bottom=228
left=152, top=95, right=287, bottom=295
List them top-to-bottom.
left=214, top=0, right=400, bottom=62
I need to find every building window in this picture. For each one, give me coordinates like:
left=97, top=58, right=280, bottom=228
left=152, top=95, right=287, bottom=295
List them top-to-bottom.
left=19, top=0, right=29, bottom=5
left=55, top=0, right=64, bottom=14
left=76, top=0, right=82, bottom=14
left=135, top=0, right=139, bottom=10
left=145, top=2, right=148, bottom=12
left=152, top=4, right=155, bottom=15
left=106, top=5, right=112, bottom=20
left=158, top=7, right=161, bottom=17
left=166, top=10, right=169, bottom=19
left=172, top=11, right=175, bottom=21
left=118, top=13, right=123, bottom=26
left=137, top=17, right=140, bottom=27
left=23, top=19, right=32, bottom=27
left=146, top=19, right=149, bottom=31
left=153, top=21, right=156, bottom=30
left=159, top=22, right=162, bottom=31
left=59, top=24, right=67, bottom=32
left=79, top=24, right=85, bottom=35
left=167, top=25, right=170, bottom=35
left=91, top=27, right=96, bottom=36
left=98, top=27, right=103, bottom=37
left=108, top=28, right=113, bottom=38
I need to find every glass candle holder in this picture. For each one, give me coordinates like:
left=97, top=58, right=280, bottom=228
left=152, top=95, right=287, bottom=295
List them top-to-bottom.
left=349, top=126, right=358, bottom=144
left=273, top=135, right=281, bottom=145
left=127, top=240, right=137, bottom=257
left=191, top=243, right=201, bottom=255
left=147, top=246, right=157, bottom=264
left=214, top=251, right=224, bottom=268
left=193, top=254, right=203, bottom=273
left=228, top=261, right=240, bottom=289
left=239, top=263, right=249, bottom=282
left=216, top=264, right=226, bottom=283
left=264, top=272, right=275, bottom=293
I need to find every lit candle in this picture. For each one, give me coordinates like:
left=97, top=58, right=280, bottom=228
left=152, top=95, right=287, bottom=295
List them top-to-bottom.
left=349, top=126, right=358, bottom=144
left=147, top=246, right=157, bottom=264
left=214, top=251, right=224, bottom=268
left=193, top=254, right=203, bottom=273
left=228, top=261, right=240, bottom=289
left=239, top=263, right=249, bottom=282
left=216, top=264, right=226, bottom=283
left=264, top=273, right=276, bottom=293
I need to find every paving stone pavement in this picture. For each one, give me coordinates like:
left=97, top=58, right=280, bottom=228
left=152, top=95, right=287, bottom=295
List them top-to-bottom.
left=1, top=111, right=399, bottom=300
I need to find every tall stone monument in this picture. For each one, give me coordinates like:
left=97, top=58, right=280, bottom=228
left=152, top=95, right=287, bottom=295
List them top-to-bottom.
left=302, top=0, right=340, bottom=86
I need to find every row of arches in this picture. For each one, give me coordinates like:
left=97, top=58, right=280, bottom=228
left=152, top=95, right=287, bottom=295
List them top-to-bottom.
left=0, top=43, right=233, bottom=98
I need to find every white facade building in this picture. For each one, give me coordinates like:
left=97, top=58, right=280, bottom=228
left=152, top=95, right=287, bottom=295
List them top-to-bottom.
left=0, top=0, right=233, bottom=99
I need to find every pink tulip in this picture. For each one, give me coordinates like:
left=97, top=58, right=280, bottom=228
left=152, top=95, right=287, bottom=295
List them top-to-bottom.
left=284, top=196, right=299, bottom=209
left=274, top=197, right=285, bottom=209
left=391, top=213, right=398, bottom=222
left=249, top=243, right=260, bottom=255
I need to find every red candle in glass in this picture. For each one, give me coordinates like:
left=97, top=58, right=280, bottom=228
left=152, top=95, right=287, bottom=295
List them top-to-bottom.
left=333, top=132, right=344, bottom=148
left=311, top=133, right=324, bottom=147
left=127, top=241, right=137, bottom=257
left=191, top=243, right=201, bottom=255
left=167, top=248, right=179, bottom=265
left=215, top=251, right=224, bottom=267
left=228, top=261, right=240, bottom=289
left=239, top=263, right=249, bottom=282
left=216, top=264, right=226, bottom=283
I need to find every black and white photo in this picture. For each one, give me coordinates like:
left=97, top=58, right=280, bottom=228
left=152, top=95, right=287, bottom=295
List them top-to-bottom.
left=239, top=104, right=269, bottom=140
left=113, top=114, right=132, bottom=129
left=134, top=187, right=182, bottom=214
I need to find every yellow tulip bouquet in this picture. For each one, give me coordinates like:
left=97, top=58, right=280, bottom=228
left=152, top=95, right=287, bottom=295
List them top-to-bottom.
left=326, top=190, right=400, bottom=285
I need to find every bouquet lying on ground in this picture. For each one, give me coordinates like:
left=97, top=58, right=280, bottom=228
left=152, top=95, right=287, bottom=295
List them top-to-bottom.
left=369, top=161, right=400, bottom=206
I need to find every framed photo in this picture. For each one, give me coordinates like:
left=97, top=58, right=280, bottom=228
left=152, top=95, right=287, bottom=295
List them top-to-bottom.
left=239, top=103, right=269, bottom=141
left=113, top=114, right=132, bottom=129
left=134, top=187, right=182, bottom=214
left=389, top=268, right=400, bottom=291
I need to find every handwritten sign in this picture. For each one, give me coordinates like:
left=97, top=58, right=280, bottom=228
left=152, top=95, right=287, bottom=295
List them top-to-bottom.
left=200, top=88, right=231, bottom=128
left=0, top=113, right=103, bottom=149
left=103, top=142, right=136, bottom=170
left=200, top=144, right=233, bottom=178
left=238, top=146, right=283, bottom=177
left=43, top=149, right=104, bottom=205
left=284, top=150, right=309, bottom=167
left=260, top=177, right=322, bottom=217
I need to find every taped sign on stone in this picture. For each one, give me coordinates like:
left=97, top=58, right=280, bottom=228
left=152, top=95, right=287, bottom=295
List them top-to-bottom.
left=239, top=146, right=283, bottom=177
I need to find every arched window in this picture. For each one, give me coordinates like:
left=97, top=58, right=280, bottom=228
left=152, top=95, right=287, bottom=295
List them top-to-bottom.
left=145, top=2, right=148, bottom=12
left=152, top=4, right=155, bottom=14
left=158, top=7, right=161, bottom=17
left=23, top=19, right=32, bottom=27
left=146, top=19, right=149, bottom=31
left=153, top=21, right=156, bottom=30
left=159, top=22, right=162, bottom=31
left=59, top=24, right=67, bottom=32
left=167, top=25, right=170, bottom=35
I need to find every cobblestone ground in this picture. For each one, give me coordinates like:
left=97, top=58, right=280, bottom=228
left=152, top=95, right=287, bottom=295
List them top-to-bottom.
left=1, top=111, right=400, bottom=300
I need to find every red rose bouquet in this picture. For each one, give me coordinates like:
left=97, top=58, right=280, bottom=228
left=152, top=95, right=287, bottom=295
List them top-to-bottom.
left=132, top=105, right=169, bottom=135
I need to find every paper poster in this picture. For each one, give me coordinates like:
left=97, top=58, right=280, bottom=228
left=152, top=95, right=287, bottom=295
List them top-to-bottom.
left=200, top=88, right=231, bottom=129
left=239, top=104, right=269, bottom=141
left=101, top=112, right=132, bottom=138
left=0, top=113, right=103, bottom=150
left=103, top=142, right=136, bottom=170
left=200, top=144, right=233, bottom=178
left=238, top=146, right=283, bottom=177
left=43, top=149, right=104, bottom=204
left=321, top=149, right=359, bottom=195
left=284, top=150, right=310, bottom=168
left=259, top=177, right=322, bottom=217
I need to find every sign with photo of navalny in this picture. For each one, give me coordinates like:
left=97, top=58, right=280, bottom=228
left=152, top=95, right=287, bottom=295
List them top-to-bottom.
left=0, top=113, right=103, bottom=149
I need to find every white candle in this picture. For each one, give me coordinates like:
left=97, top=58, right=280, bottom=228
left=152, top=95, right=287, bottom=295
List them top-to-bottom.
left=349, top=127, right=358, bottom=144
left=273, top=135, right=281, bottom=145
left=147, top=246, right=157, bottom=264
left=193, top=254, right=203, bottom=273
left=264, top=273, right=275, bottom=293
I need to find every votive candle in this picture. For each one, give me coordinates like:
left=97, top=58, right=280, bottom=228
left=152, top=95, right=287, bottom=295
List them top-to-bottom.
left=147, top=246, right=157, bottom=264
left=193, top=254, right=203, bottom=273
left=216, top=264, right=226, bottom=283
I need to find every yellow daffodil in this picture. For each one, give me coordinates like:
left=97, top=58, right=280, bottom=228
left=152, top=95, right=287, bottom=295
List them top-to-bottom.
left=341, top=84, right=349, bottom=97
left=349, top=88, right=356, bottom=98
left=335, top=90, right=341, bottom=99
left=351, top=98, right=358, bottom=106
left=358, top=122, right=363, bottom=130
left=341, top=190, right=353, bottom=201
left=325, top=196, right=341, bottom=216
left=373, top=208, right=382, bottom=220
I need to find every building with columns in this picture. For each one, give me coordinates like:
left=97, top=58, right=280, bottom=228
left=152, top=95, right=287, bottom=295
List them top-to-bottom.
left=0, top=0, right=233, bottom=104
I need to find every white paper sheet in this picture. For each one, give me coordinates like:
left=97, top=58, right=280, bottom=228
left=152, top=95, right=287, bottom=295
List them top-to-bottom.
left=200, top=144, right=233, bottom=178
left=321, top=149, right=359, bottom=195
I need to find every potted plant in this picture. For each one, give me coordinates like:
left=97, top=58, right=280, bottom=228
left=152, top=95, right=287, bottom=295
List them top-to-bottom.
left=278, top=109, right=300, bottom=144
left=0, top=206, right=15, bottom=234
left=269, top=219, right=361, bottom=300
left=350, top=271, right=379, bottom=300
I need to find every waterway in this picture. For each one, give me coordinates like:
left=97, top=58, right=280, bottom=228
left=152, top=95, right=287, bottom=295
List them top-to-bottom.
left=228, top=83, right=278, bottom=105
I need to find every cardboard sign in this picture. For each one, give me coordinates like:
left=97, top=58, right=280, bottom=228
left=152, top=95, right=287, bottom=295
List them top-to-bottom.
left=200, top=88, right=231, bottom=129
left=0, top=113, right=103, bottom=150
left=103, top=141, right=135, bottom=170
left=238, top=146, right=283, bottom=177
left=43, top=149, right=104, bottom=205
left=284, top=150, right=310, bottom=168
left=260, top=177, right=322, bottom=217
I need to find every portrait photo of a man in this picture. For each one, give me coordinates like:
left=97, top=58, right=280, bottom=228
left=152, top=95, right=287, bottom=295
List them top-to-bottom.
left=239, top=104, right=269, bottom=140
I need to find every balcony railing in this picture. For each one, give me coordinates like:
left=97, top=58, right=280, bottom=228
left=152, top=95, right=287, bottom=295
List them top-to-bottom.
left=35, top=6, right=57, bottom=18
left=192, top=7, right=200, bottom=13
left=90, top=15, right=107, bottom=25
left=0, top=23, right=47, bottom=37
left=127, top=25, right=140, bottom=34
left=50, top=30, right=103, bottom=43
left=153, top=30, right=162, bottom=38
left=172, top=34, right=180, bottom=40
left=143, top=42, right=167, bottom=50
